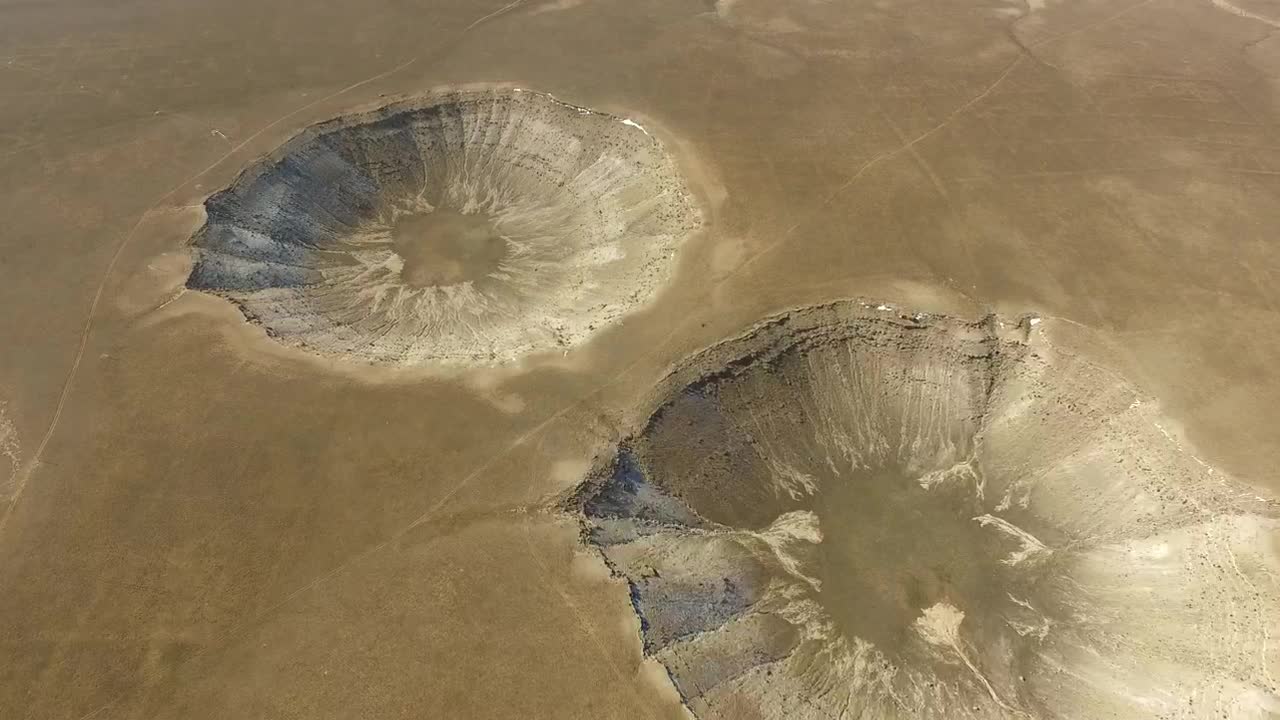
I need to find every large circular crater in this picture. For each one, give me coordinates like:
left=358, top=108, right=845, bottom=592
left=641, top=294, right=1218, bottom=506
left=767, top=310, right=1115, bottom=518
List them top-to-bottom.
left=187, top=88, right=702, bottom=365
left=571, top=301, right=1280, bottom=719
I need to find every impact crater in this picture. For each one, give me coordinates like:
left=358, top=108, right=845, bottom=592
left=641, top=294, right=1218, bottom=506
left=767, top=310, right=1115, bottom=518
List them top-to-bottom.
left=187, top=88, right=702, bottom=365
left=571, top=301, right=1280, bottom=720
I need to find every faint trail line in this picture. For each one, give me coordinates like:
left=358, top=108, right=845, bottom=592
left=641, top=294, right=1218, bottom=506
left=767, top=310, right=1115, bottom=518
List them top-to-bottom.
left=466, top=0, right=527, bottom=30
left=1022, top=0, right=1158, bottom=50
left=1208, top=0, right=1280, bottom=28
left=734, top=54, right=1025, bottom=279
left=0, top=56, right=418, bottom=544
left=175, top=56, right=419, bottom=197
left=857, top=76, right=952, bottom=202
left=956, top=164, right=1280, bottom=184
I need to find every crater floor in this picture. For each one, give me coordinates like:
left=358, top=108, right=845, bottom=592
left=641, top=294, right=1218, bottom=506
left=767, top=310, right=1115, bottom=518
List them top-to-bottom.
left=572, top=301, right=1280, bottom=720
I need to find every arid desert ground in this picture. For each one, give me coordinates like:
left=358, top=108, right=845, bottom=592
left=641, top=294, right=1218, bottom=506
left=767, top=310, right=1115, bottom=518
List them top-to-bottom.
left=3, top=0, right=1280, bottom=717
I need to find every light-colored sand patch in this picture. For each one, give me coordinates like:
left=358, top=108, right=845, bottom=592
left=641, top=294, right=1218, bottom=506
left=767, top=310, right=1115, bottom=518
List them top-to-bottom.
left=0, top=400, right=19, bottom=503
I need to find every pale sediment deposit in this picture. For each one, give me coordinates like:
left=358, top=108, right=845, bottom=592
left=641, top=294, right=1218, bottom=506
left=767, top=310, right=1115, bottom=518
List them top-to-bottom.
left=187, top=88, right=701, bottom=365
left=570, top=301, right=1280, bottom=719
left=0, top=400, right=18, bottom=504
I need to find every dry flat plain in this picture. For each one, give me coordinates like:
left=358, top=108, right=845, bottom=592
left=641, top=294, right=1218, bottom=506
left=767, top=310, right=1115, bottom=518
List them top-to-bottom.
left=3, top=0, right=1280, bottom=718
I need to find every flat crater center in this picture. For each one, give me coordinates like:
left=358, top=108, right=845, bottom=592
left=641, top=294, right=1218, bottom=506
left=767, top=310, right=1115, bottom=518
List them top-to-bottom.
left=391, top=209, right=507, bottom=287
left=815, top=470, right=1003, bottom=655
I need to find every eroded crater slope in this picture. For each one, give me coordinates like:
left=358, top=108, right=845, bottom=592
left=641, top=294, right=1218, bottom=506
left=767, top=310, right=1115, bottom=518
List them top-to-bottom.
left=187, top=88, right=701, bottom=365
left=570, top=301, right=1280, bottom=720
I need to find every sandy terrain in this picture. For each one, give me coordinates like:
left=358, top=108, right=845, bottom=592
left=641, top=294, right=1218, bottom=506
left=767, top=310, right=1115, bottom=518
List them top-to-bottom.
left=3, top=0, right=1280, bottom=717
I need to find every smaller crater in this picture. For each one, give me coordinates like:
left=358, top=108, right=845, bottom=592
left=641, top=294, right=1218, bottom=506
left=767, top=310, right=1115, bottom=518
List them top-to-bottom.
left=186, top=88, right=702, bottom=366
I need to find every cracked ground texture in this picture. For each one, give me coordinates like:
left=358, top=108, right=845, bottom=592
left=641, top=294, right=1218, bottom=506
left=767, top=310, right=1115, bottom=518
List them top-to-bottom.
left=3, top=0, right=1280, bottom=717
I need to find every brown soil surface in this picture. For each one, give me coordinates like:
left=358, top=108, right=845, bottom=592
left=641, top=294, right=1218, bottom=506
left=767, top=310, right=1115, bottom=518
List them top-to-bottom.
left=3, top=0, right=1280, bottom=717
